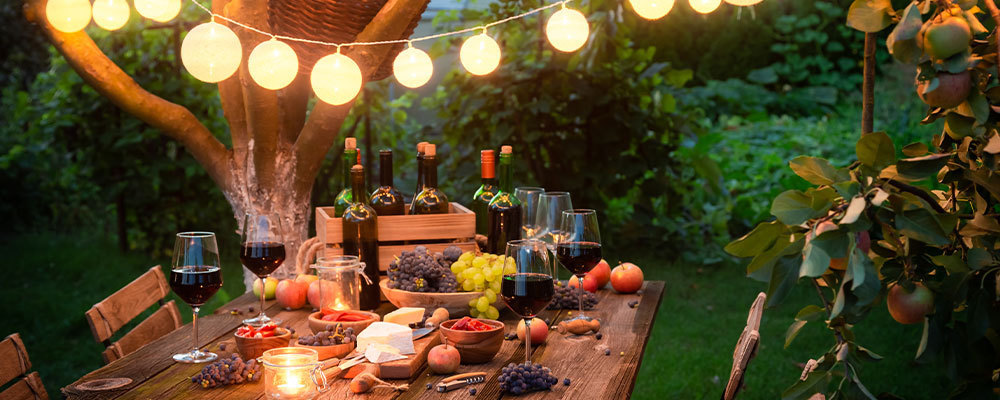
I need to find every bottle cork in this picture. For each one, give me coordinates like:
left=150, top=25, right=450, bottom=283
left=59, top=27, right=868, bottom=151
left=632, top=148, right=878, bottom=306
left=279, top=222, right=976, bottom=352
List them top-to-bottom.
left=345, top=137, right=357, bottom=150
left=417, top=141, right=428, bottom=153
left=424, top=143, right=436, bottom=156
left=501, top=145, right=512, bottom=154
left=351, top=164, right=363, bottom=173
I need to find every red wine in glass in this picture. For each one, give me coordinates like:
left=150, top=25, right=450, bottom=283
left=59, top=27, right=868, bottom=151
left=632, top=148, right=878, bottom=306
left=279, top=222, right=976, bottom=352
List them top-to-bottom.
left=239, top=241, right=286, bottom=277
left=556, top=241, right=602, bottom=275
left=169, top=266, right=223, bottom=307
left=501, top=273, right=555, bottom=318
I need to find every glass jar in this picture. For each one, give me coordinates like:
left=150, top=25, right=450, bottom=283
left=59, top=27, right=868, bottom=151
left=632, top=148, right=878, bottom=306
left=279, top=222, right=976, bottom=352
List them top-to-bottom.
left=313, top=255, right=364, bottom=311
left=261, top=347, right=327, bottom=399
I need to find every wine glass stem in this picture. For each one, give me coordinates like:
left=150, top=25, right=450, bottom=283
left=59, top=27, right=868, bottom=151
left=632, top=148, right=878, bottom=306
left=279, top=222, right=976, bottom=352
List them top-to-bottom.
left=577, top=274, right=585, bottom=318
left=259, top=276, right=267, bottom=320
left=192, top=306, right=200, bottom=354
left=524, top=318, right=531, bottom=363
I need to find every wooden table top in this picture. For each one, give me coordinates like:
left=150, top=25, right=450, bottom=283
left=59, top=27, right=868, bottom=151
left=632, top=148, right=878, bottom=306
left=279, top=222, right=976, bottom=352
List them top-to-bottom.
left=63, top=281, right=664, bottom=399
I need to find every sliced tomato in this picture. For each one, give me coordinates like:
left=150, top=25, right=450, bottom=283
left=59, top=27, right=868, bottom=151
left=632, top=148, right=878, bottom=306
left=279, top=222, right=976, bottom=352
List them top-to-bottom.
left=452, top=316, right=472, bottom=331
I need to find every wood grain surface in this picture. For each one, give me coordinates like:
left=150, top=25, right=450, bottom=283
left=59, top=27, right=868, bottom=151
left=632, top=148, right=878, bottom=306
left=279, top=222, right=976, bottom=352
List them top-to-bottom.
left=64, top=282, right=665, bottom=399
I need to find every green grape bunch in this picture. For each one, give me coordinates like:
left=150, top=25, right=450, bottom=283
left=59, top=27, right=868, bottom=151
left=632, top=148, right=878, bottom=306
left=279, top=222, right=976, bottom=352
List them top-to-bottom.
left=450, top=251, right=516, bottom=319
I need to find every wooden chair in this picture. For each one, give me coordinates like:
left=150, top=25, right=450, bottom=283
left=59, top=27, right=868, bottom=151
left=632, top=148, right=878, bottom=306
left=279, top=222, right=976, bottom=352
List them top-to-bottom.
left=85, top=265, right=183, bottom=364
left=722, top=292, right=766, bottom=400
left=0, top=333, right=48, bottom=400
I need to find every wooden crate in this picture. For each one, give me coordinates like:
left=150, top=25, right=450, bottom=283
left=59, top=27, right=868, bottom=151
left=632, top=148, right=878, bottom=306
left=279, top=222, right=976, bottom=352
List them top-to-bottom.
left=315, top=202, right=477, bottom=272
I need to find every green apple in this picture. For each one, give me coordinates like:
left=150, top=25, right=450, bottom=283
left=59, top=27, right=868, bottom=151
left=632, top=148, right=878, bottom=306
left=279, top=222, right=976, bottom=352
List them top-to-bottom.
left=252, top=276, right=279, bottom=300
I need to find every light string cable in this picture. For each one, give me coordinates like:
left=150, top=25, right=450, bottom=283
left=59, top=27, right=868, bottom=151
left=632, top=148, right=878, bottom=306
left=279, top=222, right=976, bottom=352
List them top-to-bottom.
left=187, top=0, right=574, bottom=48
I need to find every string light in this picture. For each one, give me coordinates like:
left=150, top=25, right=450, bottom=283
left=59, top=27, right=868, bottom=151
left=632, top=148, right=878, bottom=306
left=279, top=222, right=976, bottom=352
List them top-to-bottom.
left=46, top=0, right=91, bottom=33
left=92, top=0, right=129, bottom=31
left=135, top=0, right=179, bottom=22
left=151, top=0, right=182, bottom=23
left=628, top=0, right=675, bottom=20
left=689, top=0, right=722, bottom=13
left=724, top=0, right=763, bottom=5
left=546, top=5, right=589, bottom=52
left=181, top=21, right=242, bottom=83
left=460, top=31, right=501, bottom=76
left=248, top=38, right=299, bottom=90
left=393, top=43, right=433, bottom=89
left=310, top=49, right=362, bottom=105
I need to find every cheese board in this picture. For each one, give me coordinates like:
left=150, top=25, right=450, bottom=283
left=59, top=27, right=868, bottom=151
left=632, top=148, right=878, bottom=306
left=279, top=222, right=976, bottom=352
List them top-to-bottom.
left=377, top=328, right=442, bottom=379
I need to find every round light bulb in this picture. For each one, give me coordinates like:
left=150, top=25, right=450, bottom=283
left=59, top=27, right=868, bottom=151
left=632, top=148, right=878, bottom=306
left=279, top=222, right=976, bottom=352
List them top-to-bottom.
left=46, top=0, right=91, bottom=33
left=92, top=0, right=129, bottom=30
left=151, top=0, right=181, bottom=22
left=627, top=0, right=675, bottom=20
left=689, top=0, right=721, bottom=13
left=724, top=0, right=763, bottom=5
left=545, top=7, right=589, bottom=52
left=180, top=22, right=243, bottom=83
left=459, top=33, right=501, bottom=76
left=248, top=39, right=298, bottom=90
left=392, top=46, right=433, bottom=89
left=310, top=52, right=362, bottom=105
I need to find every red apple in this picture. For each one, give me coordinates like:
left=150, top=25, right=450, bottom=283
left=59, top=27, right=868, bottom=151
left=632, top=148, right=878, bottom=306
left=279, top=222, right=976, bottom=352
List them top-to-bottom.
left=587, top=259, right=611, bottom=288
left=610, top=262, right=644, bottom=294
left=296, top=274, right=319, bottom=285
left=568, top=274, right=598, bottom=293
left=275, top=279, right=308, bottom=310
left=307, top=280, right=322, bottom=309
left=887, top=282, right=934, bottom=325
left=516, top=318, right=548, bottom=345
left=427, top=344, right=461, bottom=373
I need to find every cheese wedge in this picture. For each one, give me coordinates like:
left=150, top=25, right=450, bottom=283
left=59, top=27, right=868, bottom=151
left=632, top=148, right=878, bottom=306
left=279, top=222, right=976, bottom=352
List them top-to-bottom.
left=384, top=307, right=425, bottom=326
left=356, top=322, right=415, bottom=354
left=364, top=343, right=407, bottom=364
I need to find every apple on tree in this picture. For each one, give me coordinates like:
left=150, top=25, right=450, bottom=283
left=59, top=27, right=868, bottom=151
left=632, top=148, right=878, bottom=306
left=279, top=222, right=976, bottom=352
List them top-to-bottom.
left=887, top=282, right=934, bottom=325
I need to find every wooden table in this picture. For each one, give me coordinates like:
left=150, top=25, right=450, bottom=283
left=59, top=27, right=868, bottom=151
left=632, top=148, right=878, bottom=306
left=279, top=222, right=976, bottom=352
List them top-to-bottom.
left=63, top=282, right=664, bottom=399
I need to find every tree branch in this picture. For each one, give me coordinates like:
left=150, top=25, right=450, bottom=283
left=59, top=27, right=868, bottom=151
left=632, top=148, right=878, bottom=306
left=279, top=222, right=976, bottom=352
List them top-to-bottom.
left=24, top=0, right=232, bottom=190
left=214, top=0, right=249, bottom=157
left=293, top=0, right=430, bottom=193
left=861, top=32, right=875, bottom=136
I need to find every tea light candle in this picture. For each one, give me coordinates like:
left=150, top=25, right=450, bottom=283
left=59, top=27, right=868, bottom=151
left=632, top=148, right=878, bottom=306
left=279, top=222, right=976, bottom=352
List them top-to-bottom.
left=262, top=348, right=325, bottom=399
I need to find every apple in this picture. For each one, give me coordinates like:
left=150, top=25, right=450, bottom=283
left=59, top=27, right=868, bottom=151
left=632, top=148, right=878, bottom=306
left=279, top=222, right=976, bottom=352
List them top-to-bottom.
left=587, top=259, right=611, bottom=288
left=611, top=262, right=644, bottom=293
left=296, top=274, right=319, bottom=285
left=568, top=274, right=598, bottom=293
left=252, top=276, right=279, bottom=300
left=275, top=279, right=308, bottom=310
left=307, top=280, right=322, bottom=309
left=887, top=282, right=934, bottom=325
left=516, top=318, right=548, bottom=345
left=427, top=344, right=461, bottom=374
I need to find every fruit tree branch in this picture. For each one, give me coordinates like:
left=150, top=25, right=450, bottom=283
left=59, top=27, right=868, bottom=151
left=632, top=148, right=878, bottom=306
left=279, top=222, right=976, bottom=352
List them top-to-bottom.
left=23, top=0, right=232, bottom=191
left=292, top=0, right=430, bottom=193
left=862, top=32, right=875, bottom=136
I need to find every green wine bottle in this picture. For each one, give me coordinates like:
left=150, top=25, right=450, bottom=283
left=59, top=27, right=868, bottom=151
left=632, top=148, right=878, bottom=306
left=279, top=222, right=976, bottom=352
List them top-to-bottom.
left=334, top=137, right=357, bottom=217
left=411, top=141, right=428, bottom=210
left=412, top=144, right=450, bottom=214
left=487, top=145, right=522, bottom=254
left=369, top=149, right=405, bottom=216
left=471, top=150, right=498, bottom=235
left=342, top=164, right=380, bottom=310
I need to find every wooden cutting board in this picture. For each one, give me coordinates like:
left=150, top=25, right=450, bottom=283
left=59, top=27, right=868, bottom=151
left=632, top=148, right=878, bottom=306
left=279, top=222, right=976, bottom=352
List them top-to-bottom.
left=378, top=331, right=441, bottom=379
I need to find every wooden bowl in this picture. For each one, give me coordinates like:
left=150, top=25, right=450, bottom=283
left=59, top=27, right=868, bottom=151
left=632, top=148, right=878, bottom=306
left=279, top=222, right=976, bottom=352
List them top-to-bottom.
left=380, top=278, right=497, bottom=317
left=307, top=311, right=380, bottom=334
left=438, top=318, right=504, bottom=364
left=233, top=328, right=291, bottom=360
left=292, top=341, right=355, bottom=361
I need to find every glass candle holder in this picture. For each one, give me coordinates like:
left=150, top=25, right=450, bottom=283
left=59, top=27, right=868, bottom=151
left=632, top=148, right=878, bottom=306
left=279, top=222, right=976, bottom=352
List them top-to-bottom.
left=313, top=256, right=363, bottom=311
left=261, top=347, right=327, bottom=399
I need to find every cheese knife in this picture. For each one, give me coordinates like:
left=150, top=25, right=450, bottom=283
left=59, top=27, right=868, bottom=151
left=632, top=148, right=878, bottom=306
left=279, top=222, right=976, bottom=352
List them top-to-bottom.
left=412, top=307, right=450, bottom=340
left=321, top=354, right=366, bottom=380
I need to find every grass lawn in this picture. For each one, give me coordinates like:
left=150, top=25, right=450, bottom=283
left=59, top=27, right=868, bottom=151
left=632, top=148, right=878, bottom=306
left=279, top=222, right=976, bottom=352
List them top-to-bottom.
left=3, top=232, right=951, bottom=398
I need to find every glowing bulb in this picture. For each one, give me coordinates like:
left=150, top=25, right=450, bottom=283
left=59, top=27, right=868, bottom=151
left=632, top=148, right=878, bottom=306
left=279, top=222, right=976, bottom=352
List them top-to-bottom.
left=46, top=0, right=91, bottom=33
left=91, top=0, right=129, bottom=30
left=135, top=0, right=180, bottom=22
left=628, top=0, right=675, bottom=20
left=689, top=0, right=721, bottom=13
left=725, top=0, right=763, bottom=5
left=546, top=7, right=589, bottom=52
left=180, top=22, right=242, bottom=83
left=459, top=33, right=501, bottom=76
left=248, top=39, right=298, bottom=90
left=392, top=45, right=433, bottom=89
left=310, top=52, right=362, bottom=105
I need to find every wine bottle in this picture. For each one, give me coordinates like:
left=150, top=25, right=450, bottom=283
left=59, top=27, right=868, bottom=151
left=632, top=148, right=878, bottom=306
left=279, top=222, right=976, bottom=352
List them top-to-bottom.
left=334, top=137, right=358, bottom=217
left=411, top=141, right=429, bottom=207
left=411, top=144, right=450, bottom=214
left=487, top=145, right=522, bottom=254
left=369, top=149, right=405, bottom=216
left=471, top=149, right=498, bottom=235
left=342, top=164, right=381, bottom=310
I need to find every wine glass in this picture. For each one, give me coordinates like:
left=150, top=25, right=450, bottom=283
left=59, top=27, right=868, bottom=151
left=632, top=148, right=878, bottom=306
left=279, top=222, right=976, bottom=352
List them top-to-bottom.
left=514, top=187, right=545, bottom=238
left=533, top=192, right=572, bottom=277
left=557, top=209, right=601, bottom=323
left=240, top=213, right=286, bottom=326
left=170, top=232, right=223, bottom=363
left=500, top=239, right=554, bottom=363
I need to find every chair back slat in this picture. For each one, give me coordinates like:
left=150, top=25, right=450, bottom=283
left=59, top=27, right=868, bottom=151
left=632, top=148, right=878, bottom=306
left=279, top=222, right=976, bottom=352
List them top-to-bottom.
left=85, top=265, right=171, bottom=343
left=723, top=292, right=767, bottom=400
left=101, top=300, right=182, bottom=363
left=0, top=334, right=31, bottom=388
left=0, top=372, right=49, bottom=400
